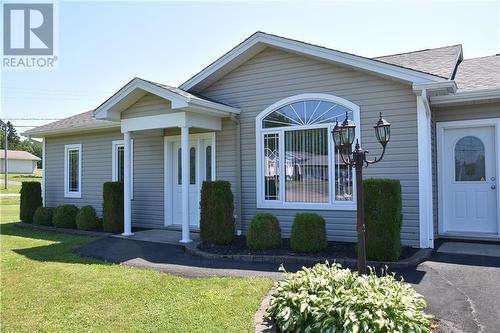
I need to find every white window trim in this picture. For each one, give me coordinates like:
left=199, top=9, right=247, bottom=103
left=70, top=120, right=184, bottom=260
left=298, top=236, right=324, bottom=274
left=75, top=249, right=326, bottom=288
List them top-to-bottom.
left=255, top=93, right=360, bottom=211
left=112, top=139, right=134, bottom=199
left=64, top=144, right=82, bottom=198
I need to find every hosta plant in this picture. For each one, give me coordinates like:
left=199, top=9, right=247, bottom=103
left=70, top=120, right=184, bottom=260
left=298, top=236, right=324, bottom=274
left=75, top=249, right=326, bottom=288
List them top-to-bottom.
left=266, top=262, right=432, bottom=333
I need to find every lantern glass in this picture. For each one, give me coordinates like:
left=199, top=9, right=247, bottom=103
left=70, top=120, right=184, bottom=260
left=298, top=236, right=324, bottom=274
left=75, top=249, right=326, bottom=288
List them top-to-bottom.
left=374, top=113, right=391, bottom=146
left=340, top=120, right=356, bottom=146
left=332, top=121, right=342, bottom=149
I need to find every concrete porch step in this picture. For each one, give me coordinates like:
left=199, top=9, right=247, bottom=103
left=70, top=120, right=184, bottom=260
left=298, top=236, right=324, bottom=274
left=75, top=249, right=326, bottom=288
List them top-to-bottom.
left=112, top=229, right=200, bottom=246
left=437, top=241, right=500, bottom=258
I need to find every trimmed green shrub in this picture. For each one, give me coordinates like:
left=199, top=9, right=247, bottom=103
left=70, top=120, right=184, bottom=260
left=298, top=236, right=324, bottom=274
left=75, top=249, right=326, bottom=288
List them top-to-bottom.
left=364, top=179, right=402, bottom=261
left=200, top=180, right=235, bottom=245
left=19, top=182, right=42, bottom=223
left=102, top=182, right=123, bottom=233
left=52, top=204, right=79, bottom=229
left=76, top=205, right=100, bottom=231
left=33, top=207, right=54, bottom=226
left=246, top=213, right=282, bottom=250
left=290, top=213, right=327, bottom=252
left=267, top=263, right=432, bottom=332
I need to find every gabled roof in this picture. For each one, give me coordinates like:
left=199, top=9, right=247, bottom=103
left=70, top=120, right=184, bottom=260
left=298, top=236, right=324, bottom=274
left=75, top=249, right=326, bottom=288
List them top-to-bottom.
left=180, top=32, right=447, bottom=92
left=375, top=44, right=463, bottom=80
left=454, top=55, right=500, bottom=91
left=93, top=77, right=239, bottom=121
left=23, top=110, right=119, bottom=137
left=0, top=150, right=41, bottom=161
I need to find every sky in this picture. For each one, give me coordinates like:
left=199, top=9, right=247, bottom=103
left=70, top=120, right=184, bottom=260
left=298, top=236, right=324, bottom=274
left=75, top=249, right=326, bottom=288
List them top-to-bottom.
left=1, top=1, right=499, bottom=136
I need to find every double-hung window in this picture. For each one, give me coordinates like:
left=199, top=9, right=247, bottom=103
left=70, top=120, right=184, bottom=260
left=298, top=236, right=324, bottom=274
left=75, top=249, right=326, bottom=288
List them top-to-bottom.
left=256, top=94, right=360, bottom=210
left=112, top=140, right=134, bottom=198
left=64, top=144, right=82, bottom=198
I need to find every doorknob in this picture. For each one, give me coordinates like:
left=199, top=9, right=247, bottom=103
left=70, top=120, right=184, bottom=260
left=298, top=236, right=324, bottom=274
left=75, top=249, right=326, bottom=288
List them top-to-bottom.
left=492, top=184, right=497, bottom=190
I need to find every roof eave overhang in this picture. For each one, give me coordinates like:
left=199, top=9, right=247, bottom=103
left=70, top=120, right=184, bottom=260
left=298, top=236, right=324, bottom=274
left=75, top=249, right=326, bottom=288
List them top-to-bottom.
left=180, top=32, right=447, bottom=92
left=94, top=78, right=239, bottom=121
left=412, top=81, right=458, bottom=95
left=430, top=88, right=500, bottom=107
left=22, top=123, right=120, bottom=138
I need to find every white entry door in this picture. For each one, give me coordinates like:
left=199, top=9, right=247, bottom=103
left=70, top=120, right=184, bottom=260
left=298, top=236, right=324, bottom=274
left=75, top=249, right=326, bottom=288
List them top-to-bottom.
left=441, top=125, right=498, bottom=235
left=165, top=134, right=215, bottom=228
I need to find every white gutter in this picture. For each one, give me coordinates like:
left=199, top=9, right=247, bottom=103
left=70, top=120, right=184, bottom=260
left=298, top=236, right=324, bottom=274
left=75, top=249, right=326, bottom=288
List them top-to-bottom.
left=430, top=88, right=500, bottom=106
left=22, top=122, right=120, bottom=138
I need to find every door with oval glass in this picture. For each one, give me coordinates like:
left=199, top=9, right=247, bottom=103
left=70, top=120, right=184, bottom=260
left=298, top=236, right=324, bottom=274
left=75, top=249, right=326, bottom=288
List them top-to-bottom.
left=441, top=125, right=498, bottom=235
left=170, top=136, right=214, bottom=228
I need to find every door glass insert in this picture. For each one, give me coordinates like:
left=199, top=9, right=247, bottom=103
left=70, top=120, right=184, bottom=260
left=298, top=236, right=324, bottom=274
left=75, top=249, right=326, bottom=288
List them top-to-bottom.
left=455, top=136, right=486, bottom=181
left=205, top=146, right=212, bottom=181
left=190, top=147, right=196, bottom=184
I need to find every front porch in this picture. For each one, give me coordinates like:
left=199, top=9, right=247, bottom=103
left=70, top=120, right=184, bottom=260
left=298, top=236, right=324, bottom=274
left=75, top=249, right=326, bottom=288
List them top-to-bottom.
left=93, top=78, right=240, bottom=243
left=112, top=229, right=200, bottom=245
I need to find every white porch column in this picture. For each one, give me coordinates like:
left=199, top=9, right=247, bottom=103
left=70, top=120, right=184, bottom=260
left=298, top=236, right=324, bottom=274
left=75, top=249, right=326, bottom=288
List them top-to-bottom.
left=180, top=126, right=192, bottom=243
left=122, top=131, right=133, bottom=236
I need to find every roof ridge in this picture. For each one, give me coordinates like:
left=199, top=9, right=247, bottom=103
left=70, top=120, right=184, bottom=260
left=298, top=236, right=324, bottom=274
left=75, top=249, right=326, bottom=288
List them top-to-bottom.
left=374, top=44, right=463, bottom=59
left=462, top=54, right=500, bottom=61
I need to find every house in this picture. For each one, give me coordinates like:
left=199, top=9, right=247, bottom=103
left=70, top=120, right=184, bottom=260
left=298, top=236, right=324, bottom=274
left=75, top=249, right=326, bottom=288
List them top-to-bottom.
left=24, top=32, right=500, bottom=248
left=0, top=150, right=41, bottom=174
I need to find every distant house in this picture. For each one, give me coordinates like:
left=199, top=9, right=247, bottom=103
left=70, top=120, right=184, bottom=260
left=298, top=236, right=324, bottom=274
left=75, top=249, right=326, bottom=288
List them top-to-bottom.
left=0, top=150, right=41, bottom=174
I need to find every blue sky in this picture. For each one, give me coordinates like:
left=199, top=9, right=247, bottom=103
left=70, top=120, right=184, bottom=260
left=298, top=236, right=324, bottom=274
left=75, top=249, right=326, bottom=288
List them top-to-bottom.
left=2, top=1, right=499, bottom=135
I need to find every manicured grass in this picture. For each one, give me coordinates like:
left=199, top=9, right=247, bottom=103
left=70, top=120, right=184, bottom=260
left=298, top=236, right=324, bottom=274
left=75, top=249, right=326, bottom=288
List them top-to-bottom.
left=0, top=170, right=42, bottom=183
left=0, top=185, right=21, bottom=194
left=0, top=197, right=273, bottom=332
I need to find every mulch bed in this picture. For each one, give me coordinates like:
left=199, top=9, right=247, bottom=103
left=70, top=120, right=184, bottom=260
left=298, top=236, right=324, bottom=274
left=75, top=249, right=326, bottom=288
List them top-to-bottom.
left=198, top=236, right=418, bottom=261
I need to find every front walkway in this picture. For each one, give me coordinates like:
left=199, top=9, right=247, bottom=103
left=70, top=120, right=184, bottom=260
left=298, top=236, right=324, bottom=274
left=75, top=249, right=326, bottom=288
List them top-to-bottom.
left=112, top=229, right=200, bottom=245
left=76, top=237, right=500, bottom=332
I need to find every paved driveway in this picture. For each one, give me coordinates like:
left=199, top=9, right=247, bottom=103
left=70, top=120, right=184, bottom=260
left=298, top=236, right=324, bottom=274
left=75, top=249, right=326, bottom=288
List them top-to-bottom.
left=77, top=237, right=500, bottom=332
left=394, top=253, right=500, bottom=333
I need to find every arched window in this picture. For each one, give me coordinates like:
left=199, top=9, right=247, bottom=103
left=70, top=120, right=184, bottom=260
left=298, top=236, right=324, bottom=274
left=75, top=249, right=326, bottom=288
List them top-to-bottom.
left=256, top=94, right=360, bottom=210
left=455, top=136, right=485, bottom=181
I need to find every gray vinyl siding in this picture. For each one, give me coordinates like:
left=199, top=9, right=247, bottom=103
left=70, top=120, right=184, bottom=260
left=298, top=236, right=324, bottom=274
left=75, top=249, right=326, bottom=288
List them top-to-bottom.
left=199, top=47, right=421, bottom=246
left=121, top=93, right=172, bottom=119
left=431, top=102, right=500, bottom=237
left=44, top=129, right=165, bottom=228
left=45, top=130, right=123, bottom=215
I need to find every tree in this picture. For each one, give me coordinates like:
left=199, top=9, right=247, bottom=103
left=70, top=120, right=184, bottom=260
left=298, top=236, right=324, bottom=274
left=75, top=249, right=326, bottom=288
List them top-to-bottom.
left=0, top=120, right=21, bottom=149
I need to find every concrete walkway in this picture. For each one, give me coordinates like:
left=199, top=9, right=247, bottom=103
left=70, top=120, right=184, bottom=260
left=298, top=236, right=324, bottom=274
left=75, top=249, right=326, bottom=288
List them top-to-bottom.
left=77, top=237, right=500, bottom=332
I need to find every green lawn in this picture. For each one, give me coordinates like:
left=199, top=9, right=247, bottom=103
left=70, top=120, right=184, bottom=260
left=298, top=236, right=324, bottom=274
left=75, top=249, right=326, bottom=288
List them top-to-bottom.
left=0, top=170, right=41, bottom=194
left=0, top=197, right=273, bottom=332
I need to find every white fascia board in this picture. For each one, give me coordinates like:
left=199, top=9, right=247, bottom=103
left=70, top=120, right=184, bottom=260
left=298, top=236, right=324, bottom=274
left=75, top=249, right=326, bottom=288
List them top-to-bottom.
left=180, top=32, right=445, bottom=91
left=413, top=81, right=457, bottom=94
left=430, top=88, right=500, bottom=106
left=188, top=99, right=240, bottom=115
left=121, top=113, right=186, bottom=133
left=185, top=113, right=222, bottom=131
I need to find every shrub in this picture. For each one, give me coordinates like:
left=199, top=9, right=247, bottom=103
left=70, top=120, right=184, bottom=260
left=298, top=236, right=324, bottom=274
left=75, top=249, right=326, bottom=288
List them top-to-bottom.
left=364, top=179, right=402, bottom=261
left=200, top=180, right=234, bottom=245
left=19, top=182, right=42, bottom=223
left=102, top=182, right=123, bottom=233
left=52, top=204, right=79, bottom=229
left=76, top=205, right=100, bottom=231
left=33, top=207, right=54, bottom=226
left=246, top=213, right=282, bottom=250
left=290, top=213, right=327, bottom=252
left=267, top=263, right=432, bottom=332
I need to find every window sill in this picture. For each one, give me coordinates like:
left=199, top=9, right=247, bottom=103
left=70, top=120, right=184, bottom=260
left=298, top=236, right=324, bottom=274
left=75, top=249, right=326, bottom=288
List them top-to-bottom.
left=64, top=192, right=82, bottom=199
left=257, top=202, right=357, bottom=211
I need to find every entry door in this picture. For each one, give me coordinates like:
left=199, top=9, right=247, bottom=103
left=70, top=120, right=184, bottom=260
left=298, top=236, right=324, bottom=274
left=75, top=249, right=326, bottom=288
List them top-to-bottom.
left=442, top=126, right=498, bottom=234
left=169, top=136, right=214, bottom=228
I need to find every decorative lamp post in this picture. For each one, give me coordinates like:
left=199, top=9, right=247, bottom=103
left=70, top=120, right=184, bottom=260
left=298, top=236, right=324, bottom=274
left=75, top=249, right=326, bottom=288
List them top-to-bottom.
left=332, top=112, right=391, bottom=274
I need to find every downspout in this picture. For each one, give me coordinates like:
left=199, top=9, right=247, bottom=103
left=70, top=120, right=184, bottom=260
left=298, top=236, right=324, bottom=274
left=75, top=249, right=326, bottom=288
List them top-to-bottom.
left=414, top=88, right=434, bottom=248
left=230, top=114, right=242, bottom=235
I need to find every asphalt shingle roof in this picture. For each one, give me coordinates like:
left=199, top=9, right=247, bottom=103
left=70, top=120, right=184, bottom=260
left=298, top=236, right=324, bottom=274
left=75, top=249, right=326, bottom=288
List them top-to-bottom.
left=374, top=44, right=463, bottom=79
left=453, top=55, right=500, bottom=91
left=23, top=110, right=116, bottom=135
left=0, top=150, right=41, bottom=161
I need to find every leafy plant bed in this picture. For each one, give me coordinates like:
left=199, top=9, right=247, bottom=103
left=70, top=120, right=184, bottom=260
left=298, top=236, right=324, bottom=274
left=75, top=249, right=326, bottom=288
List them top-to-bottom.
left=198, top=236, right=418, bottom=261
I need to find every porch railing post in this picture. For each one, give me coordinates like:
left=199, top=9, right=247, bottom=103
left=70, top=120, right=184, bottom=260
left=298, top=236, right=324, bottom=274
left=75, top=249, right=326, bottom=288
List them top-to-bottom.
left=122, top=131, right=133, bottom=236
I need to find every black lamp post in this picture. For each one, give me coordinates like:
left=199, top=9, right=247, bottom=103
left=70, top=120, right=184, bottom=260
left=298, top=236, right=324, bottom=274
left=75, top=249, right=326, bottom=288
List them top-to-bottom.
left=332, top=112, right=391, bottom=274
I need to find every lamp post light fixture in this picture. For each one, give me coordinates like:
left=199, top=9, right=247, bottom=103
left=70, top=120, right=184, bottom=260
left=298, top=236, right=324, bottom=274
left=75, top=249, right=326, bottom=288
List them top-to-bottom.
left=332, top=112, right=391, bottom=274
